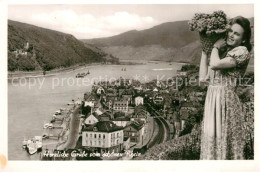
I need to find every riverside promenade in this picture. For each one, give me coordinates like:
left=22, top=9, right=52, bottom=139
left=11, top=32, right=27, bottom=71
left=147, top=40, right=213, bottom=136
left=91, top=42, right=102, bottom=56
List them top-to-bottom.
left=40, top=103, right=81, bottom=160
left=57, top=105, right=81, bottom=150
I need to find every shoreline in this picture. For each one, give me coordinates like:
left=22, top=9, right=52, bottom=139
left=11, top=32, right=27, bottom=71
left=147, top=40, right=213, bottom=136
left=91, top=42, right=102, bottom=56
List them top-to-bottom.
left=8, top=61, right=145, bottom=79
left=8, top=62, right=106, bottom=79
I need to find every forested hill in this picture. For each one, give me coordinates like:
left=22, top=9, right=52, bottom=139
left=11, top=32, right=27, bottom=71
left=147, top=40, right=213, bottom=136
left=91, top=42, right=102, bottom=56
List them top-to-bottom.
left=8, top=20, right=118, bottom=71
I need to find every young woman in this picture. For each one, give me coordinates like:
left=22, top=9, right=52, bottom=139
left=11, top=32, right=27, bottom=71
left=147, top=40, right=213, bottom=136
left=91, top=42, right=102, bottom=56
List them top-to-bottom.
left=199, top=16, right=252, bottom=160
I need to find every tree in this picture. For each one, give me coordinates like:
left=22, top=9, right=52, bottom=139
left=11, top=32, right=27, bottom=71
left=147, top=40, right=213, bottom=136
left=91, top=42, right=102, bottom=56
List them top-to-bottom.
left=82, top=105, right=91, bottom=116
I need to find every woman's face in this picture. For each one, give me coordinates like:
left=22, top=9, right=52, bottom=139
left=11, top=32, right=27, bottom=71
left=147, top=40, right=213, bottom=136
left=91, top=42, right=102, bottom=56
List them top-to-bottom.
left=227, top=23, right=245, bottom=47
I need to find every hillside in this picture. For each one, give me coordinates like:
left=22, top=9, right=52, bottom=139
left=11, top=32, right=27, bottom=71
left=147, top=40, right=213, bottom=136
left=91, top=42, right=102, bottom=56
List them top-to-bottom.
left=82, top=18, right=254, bottom=65
left=8, top=20, right=118, bottom=71
left=81, top=20, right=201, bottom=63
left=83, top=21, right=199, bottom=48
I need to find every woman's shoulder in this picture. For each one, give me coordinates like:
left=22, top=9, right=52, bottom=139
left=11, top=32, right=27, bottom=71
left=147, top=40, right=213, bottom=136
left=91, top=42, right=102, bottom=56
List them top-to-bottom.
left=227, top=46, right=249, bottom=57
left=227, top=46, right=250, bottom=65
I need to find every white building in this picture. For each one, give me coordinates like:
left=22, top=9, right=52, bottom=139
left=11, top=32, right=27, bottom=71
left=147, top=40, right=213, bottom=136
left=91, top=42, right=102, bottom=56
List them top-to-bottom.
left=97, top=87, right=105, bottom=95
left=153, top=88, right=158, bottom=92
left=153, top=95, right=164, bottom=104
left=135, top=96, right=144, bottom=106
left=113, top=100, right=128, bottom=112
left=84, top=101, right=95, bottom=108
left=95, top=108, right=103, bottom=116
left=84, top=113, right=99, bottom=125
left=123, top=120, right=145, bottom=143
left=82, top=121, right=124, bottom=153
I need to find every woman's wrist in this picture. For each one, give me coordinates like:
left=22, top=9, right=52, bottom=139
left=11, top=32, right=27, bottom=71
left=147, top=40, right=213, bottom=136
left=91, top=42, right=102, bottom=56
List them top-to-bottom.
left=213, top=46, right=219, bottom=50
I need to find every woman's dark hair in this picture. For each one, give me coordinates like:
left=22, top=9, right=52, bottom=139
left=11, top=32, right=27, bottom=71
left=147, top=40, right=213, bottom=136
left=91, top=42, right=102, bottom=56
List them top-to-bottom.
left=230, top=16, right=252, bottom=51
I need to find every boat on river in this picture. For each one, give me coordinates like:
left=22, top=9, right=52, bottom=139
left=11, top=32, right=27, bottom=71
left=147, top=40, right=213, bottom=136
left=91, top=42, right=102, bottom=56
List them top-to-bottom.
left=76, top=73, right=85, bottom=78
left=43, top=123, right=53, bottom=129
left=22, top=136, right=43, bottom=155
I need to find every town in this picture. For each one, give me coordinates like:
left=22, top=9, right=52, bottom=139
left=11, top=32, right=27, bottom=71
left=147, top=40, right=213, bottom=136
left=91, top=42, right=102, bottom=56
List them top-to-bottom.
left=33, top=63, right=254, bottom=160
left=35, top=64, right=203, bottom=160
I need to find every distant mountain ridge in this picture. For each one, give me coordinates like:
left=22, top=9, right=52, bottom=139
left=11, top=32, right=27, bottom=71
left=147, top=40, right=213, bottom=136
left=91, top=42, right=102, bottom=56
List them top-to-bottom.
left=82, top=18, right=254, bottom=65
left=8, top=20, right=118, bottom=71
left=83, top=21, right=199, bottom=48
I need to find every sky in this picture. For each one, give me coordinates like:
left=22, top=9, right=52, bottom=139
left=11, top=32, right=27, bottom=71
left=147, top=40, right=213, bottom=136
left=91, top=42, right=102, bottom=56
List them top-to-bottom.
left=8, top=4, right=254, bottom=39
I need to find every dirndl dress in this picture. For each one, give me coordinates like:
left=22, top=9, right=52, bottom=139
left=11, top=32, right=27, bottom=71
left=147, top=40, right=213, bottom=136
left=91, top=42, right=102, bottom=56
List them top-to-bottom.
left=200, top=46, right=251, bottom=160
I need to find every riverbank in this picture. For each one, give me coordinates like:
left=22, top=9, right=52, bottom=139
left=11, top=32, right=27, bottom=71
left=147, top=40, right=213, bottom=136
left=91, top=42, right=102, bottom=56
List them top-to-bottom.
left=8, top=61, right=145, bottom=79
left=8, top=62, right=105, bottom=79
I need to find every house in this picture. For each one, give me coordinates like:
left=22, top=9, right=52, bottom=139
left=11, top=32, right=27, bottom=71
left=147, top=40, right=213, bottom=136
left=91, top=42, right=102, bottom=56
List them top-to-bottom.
left=15, top=49, right=28, bottom=56
left=124, top=79, right=132, bottom=86
left=134, top=85, right=142, bottom=91
left=97, top=87, right=105, bottom=95
left=106, top=88, right=117, bottom=97
left=153, top=88, right=158, bottom=92
left=118, top=89, right=125, bottom=97
left=119, top=89, right=132, bottom=97
left=121, top=89, right=133, bottom=104
left=159, top=89, right=169, bottom=94
left=190, top=91, right=205, bottom=102
left=84, top=92, right=96, bottom=101
left=84, top=93, right=98, bottom=107
left=122, top=95, right=132, bottom=105
left=153, top=95, right=164, bottom=104
left=105, top=96, right=116, bottom=110
left=135, top=96, right=144, bottom=106
left=113, top=100, right=128, bottom=112
left=84, top=101, right=95, bottom=108
left=179, top=102, right=196, bottom=130
left=180, top=102, right=196, bottom=112
left=132, top=104, right=148, bottom=122
left=94, top=108, right=104, bottom=116
left=166, top=109, right=174, bottom=121
left=180, top=110, right=189, bottom=130
left=113, top=111, right=125, bottom=119
left=99, top=112, right=112, bottom=121
left=84, top=113, right=99, bottom=125
left=112, top=116, right=131, bottom=127
left=123, top=120, right=145, bottom=144
left=82, top=121, right=124, bottom=153
left=174, top=121, right=181, bottom=138
left=123, top=137, right=130, bottom=150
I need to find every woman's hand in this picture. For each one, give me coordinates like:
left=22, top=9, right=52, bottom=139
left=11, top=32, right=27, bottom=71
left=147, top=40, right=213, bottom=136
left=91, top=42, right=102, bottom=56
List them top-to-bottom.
left=213, top=39, right=227, bottom=50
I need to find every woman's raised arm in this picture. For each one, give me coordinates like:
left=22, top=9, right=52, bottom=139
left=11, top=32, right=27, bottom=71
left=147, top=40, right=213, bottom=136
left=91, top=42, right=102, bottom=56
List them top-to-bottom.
left=209, top=47, right=237, bottom=70
left=199, top=51, right=208, bottom=82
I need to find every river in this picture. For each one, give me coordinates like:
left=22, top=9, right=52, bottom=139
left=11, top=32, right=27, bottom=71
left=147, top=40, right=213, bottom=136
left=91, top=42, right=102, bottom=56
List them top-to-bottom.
left=8, top=61, right=183, bottom=160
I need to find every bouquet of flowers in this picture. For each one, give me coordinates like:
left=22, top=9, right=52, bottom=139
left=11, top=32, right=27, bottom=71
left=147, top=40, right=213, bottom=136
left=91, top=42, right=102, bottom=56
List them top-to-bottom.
left=188, top=10, right=229, bottom=55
